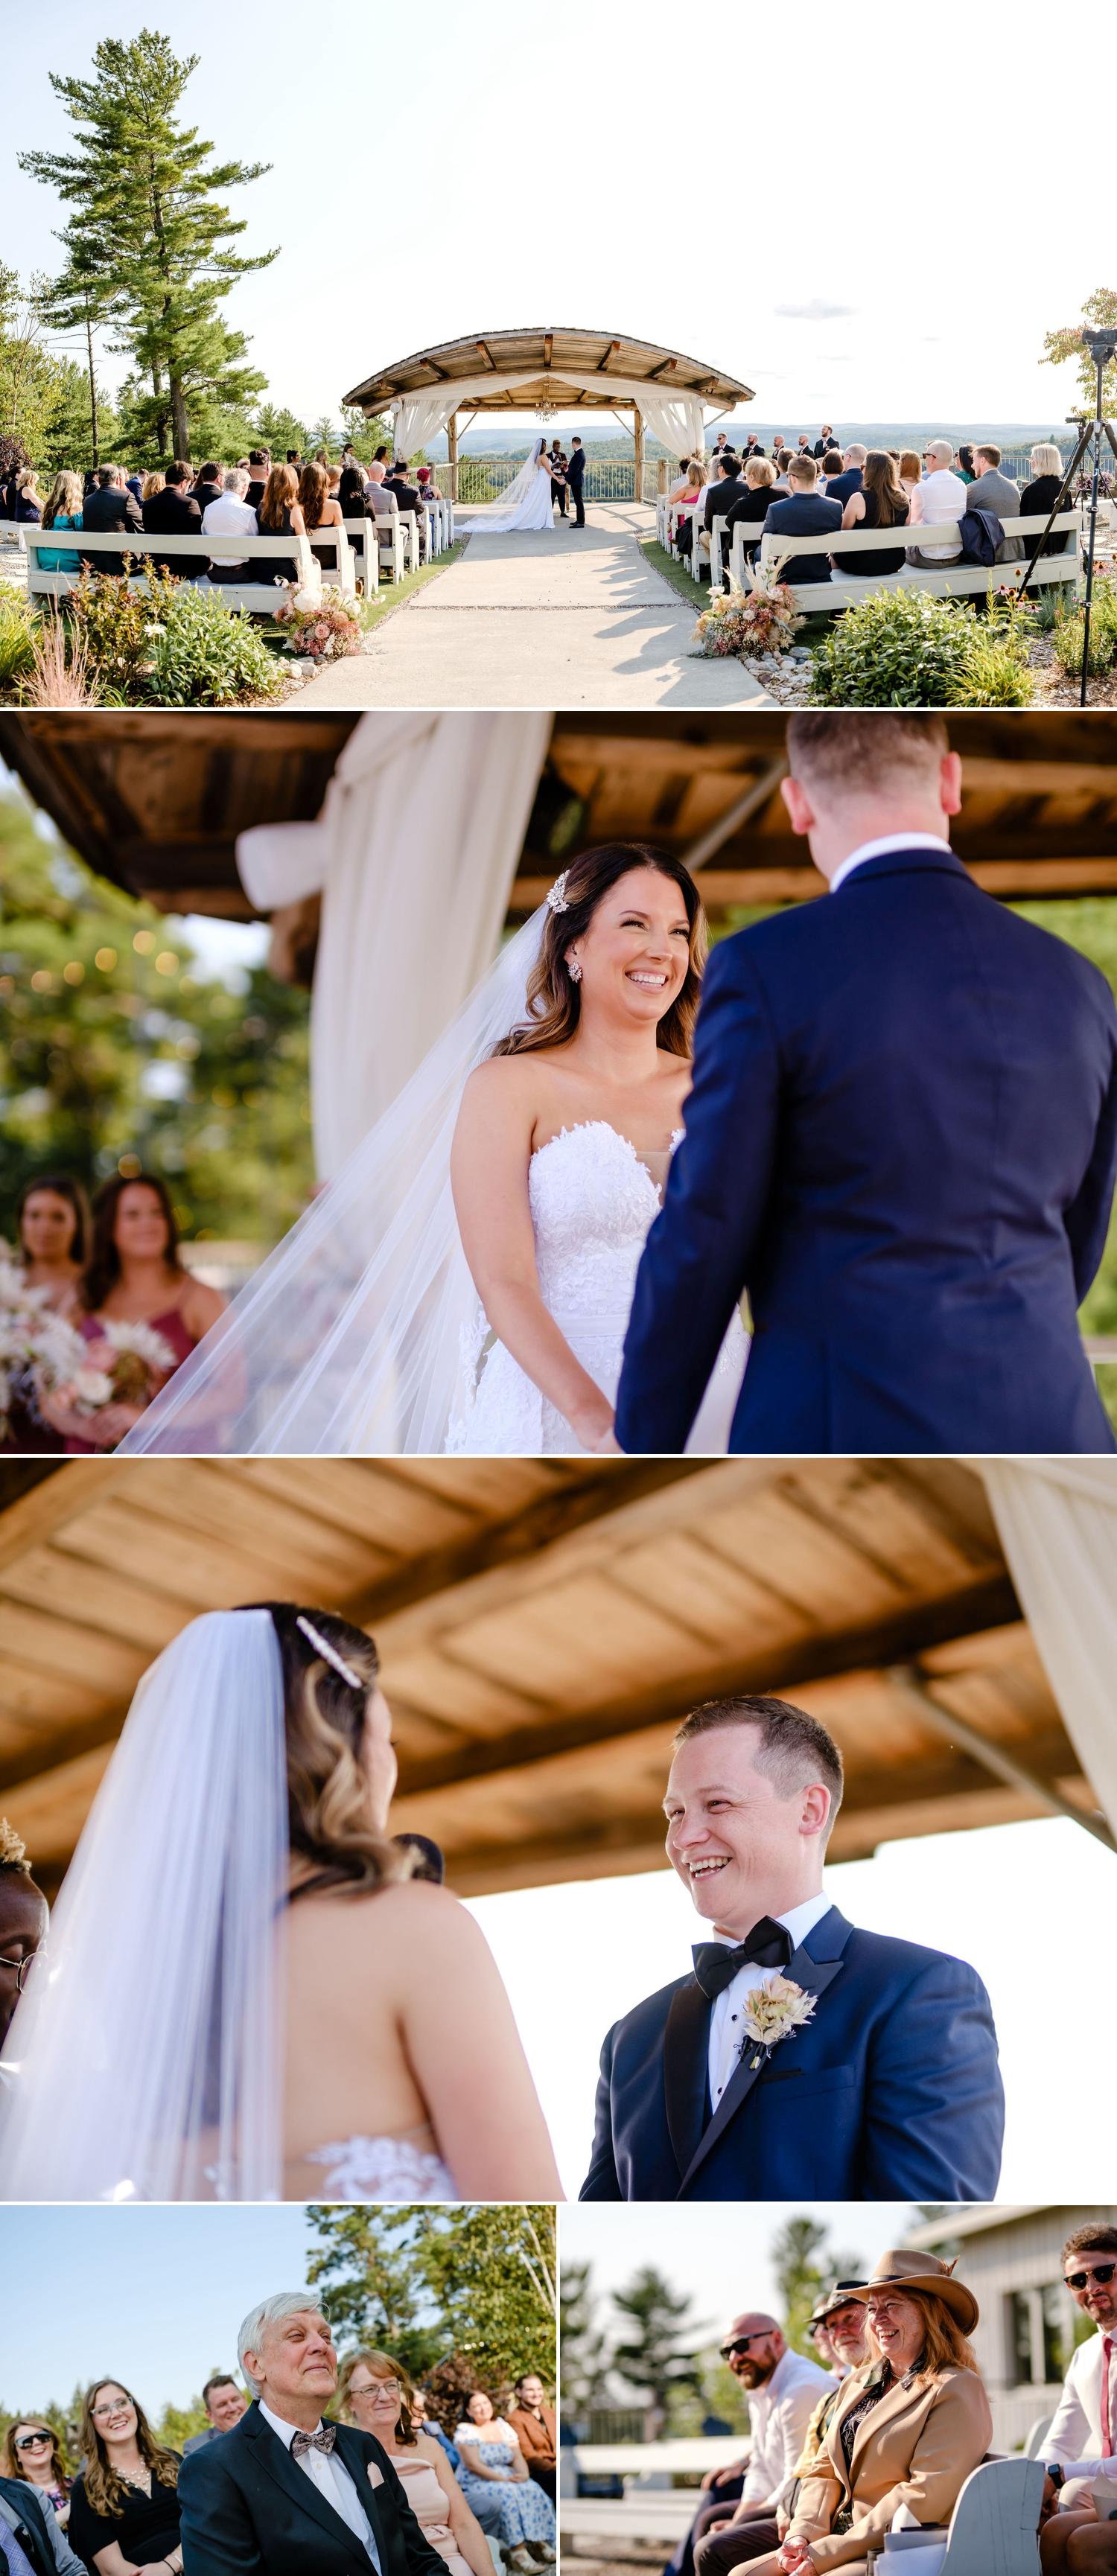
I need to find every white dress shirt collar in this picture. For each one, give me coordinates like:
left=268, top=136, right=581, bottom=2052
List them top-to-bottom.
left=829, top=832, right=953, bottom=897
left=708, top=1892, right=833, bottom=1951
left=707, top=1893, right=833, bottom=2112
left=258, top=2402, right=379, bottom=2566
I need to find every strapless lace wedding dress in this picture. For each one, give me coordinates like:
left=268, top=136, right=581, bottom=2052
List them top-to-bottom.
left=448, top=1120, right=749, bottom=1456
left=304, top=2135, right=456, bottom=2199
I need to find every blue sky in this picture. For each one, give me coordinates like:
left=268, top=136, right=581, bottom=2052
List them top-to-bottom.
left=1, top=0, right=1092, bottom=429
left=0, top=2204, right=316, bottom=2417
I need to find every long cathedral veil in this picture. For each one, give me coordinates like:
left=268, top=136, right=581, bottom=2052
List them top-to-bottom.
left=456, top=434, right=547, bottom=532
left=120, top=905, right=550, bottom=1455
left=0, top=1610, right=288, bottom=2202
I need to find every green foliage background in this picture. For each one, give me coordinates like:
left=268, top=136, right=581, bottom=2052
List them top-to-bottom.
left=308, top=2204, right=556, bottom=2393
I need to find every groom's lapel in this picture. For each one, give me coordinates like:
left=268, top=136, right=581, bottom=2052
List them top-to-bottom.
left=675, top=1907, right=853, bottom=2197
left=663, top=1980, right=712, bottom=2180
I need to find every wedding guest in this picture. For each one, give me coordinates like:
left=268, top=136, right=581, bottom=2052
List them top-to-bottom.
left=907, top=439, right=967, bottom=567
left=373, top=444, right=390, bottom=468
left=822, top=444, right=867, bottom=508
left=957, top=444, right=976, bottom=485
left=967, top=444, right=1024, bottom=560
left=1020, top=444, right=1072, bottom=556
left=285, top=447, right=302, bottom=468
left=246, top=448, right=271, bottom=511
left=899, top=448, right=923, bottom=504
left=831, top=449, right=910, bottom=580
left=818, top=452, right=844, bottom=490
left=704, top=453, right=748, bottom=581
left=763, top=456, right=841, bottom=589
left=724, top=457, right=777, bottom=577
left=387, top=458, right=426, bottom=559
left=142, top=459, right=204, bottom=578
left=298, top=459, right=345, bottom=577
left=668, top=459, right=693, bottom=500
left=366, top=460, right=394, bottom=516
left=192, top=461, right=223, bottom=510
left=674, top=461, right=707, bottom=556
left=257, top=462, right=307, bottom=586
left=79, top=464, right=143, bottom=577
left=203, top=465, right=258, bottom=582
left=339, top=465, right=377, bottom=526
left=13, top=468, right=44, bottom=523
left=125, top=468, right=144, bottom=503
left=141, top=471, right=165, bottom=504
left=37, top=473, right=85, bottom=576
left=39, top=1171, right=226, bottom=1453
left=13, top=1172, right=88, bottom=1311
left=0, top=1819, right=48, bottom=2050
left=1044, top=2225, right=1117, bottom=2488
left=750, top=2252, right=990, bottom=2576
left=778, top=2289, right=870, bottom=2534
left=692, top=2316, right=832, bottom=2576
left=338, top=2352, right=497, bottom=2576
left=182, top=2376, right=249, bottom=2455
left=507, top=2379, right=556, bottom=2504
left=68, top=2381, right=183, bottom=2574
left=452, top=2393, right=557, bottom=2572
left=0, top=2423, right=72, bottom=2527
left=0, top=2467, right=86, bottom=2576
left=1042, top=2493, right=1117, bottom=2576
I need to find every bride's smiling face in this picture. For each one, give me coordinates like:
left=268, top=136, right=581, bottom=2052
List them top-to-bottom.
left=566, top=868, right=691, bottom=1027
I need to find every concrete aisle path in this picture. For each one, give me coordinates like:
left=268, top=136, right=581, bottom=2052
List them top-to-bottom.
left=296, top=501, right=771, bottom=709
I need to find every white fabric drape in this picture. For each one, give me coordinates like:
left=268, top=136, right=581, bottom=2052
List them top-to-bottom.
left=388, top=374, right=714, bottom=468
left=392, top=389, right=459, bottom=457
left=238, top=712, right=552, bottom=1177
left=980, top=1458, right=1117, bottom=1838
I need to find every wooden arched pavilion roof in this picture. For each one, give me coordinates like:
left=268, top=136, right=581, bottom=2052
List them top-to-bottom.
left=343, top=326, right=752, bottom=414
left=4, top=712, right=1117, bottom=928
left=0, top=1456, right=1107, bottom=1901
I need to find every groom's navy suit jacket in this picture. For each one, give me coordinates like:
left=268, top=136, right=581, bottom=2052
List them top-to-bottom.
left=614, top=844, right=1117, bottom=1453
left=579, top=1904, right=1005, bottom=2202
left=179, top=2404, right=451, bottom=2576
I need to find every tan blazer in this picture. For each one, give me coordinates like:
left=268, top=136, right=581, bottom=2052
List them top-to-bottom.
left=789, top=2362, right=992, bottom=2572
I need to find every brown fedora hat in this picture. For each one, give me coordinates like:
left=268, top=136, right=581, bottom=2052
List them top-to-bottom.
left=845, top=2248, right=978, bottom=2336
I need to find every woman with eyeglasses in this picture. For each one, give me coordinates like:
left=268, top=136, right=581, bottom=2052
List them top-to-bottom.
left=0, top=1818, right=48, bottom=2054
left=337, top=2352, right=496, bottom=2576
left=67, top=2382, right=183, bottom=2576
left=451, top=2392, right=556, bottom=2575
left=0, top=2420, right=72, bottom=2525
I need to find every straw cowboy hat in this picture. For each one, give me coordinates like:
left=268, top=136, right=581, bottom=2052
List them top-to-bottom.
left=845, top=2249, right=979, bottom=2336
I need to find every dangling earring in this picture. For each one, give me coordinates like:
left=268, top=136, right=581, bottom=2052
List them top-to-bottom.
left=567, top=956, right=582, bottom=983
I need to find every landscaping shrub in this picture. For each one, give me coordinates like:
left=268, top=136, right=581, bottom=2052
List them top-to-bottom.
left=63, top=565, right=179, bottom=702
left=1051, top=577, right=1117, bottom=679
left=148, top=578, right=281, bottom=704
left=809, top=583, right=1034, bottom=706
left=0, top=585, right=36, bottom=692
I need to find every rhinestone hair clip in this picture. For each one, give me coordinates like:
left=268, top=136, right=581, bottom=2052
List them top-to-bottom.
left=546, top=871, right=570, bottom=914
left=295, top=1613, right=365, bottom=1690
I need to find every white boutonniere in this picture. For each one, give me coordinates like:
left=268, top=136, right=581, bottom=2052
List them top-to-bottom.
left=738, top=1973, right=818, bottom=2071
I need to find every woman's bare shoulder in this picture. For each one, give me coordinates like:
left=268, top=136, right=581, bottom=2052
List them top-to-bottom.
left=459, top=1053, right=546, bottom=1117
left=335, top=1875, right=486, bottom=1966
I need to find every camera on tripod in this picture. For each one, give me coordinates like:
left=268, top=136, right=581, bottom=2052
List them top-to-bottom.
left=1083, top=326, right=1117, bottom=364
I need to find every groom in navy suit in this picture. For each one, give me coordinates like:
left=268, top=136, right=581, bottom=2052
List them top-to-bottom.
left=614, top=712, right=1117, bottom=1455
left=580, top=1696, right=1005, bottom=2203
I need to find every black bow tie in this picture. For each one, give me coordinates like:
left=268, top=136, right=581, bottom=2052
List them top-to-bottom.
left=692, top=1917, right=795, bottom=1999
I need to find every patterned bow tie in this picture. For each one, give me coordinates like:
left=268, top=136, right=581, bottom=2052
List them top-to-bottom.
left=692, top=1916, right=795, bottom=1999
left=291, top=2425, right=337, bottom=2460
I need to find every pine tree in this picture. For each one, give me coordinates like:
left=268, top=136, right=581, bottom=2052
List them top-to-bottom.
left=20, top=30, right=278, bottom=460
left=305, top=2207, right=446, bottom=2380
left=558, top=2260, right=609, bottom=2410
left=610, top=2266, right=706, bottom=2420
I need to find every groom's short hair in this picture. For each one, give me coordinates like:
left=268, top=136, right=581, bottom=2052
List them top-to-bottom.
left=786, top=712, right=949, bottom=797
left=673, top=1695, right=843, bottom=1831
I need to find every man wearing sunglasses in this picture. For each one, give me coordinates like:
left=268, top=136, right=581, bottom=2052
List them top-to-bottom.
left=0, top=1819, right=48, bottom=2059
left=1045, top=2226, right=1117, bottom=2493
left=687, top=2315, right=832, bottom=2576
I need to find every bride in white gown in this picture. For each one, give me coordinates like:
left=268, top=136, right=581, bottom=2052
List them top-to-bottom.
left=455, top=433, right=559, bottom=535
left=120, top=846, right=748, bottom=1458
left=0, top=1606, right=562, bottom=2203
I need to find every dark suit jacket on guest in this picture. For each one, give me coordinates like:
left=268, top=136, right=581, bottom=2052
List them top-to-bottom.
left=822, top=465, right=862, bottom=506
left=79, top=482, right=144, bottom=576
left=142, top=485, right=204, bottom=576
left=762, top=491, right=841, bottom=585
left=614, top=842, right=1117, bottom=1456
left=579, top=1904, right=1005, bottom=2202
left=179, top=2404, right=452, bottom=2576
left=0, top=2477, right=83, bottom=2576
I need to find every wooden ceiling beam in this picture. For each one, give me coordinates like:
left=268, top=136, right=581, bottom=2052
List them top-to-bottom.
left=596, top=340, right=622, bottom=372
left=386, top=1572, right=1022, bottom=1796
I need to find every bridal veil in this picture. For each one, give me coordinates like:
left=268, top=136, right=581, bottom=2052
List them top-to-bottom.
left=119, top=905, right=550, bottom=1454
left=0, top=1610, right=287, bottom=2201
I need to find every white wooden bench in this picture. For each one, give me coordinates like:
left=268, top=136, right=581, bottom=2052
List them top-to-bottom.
left=725, top=511, right=1080, bottom=609
left=20, top=522, right=343, bottom=614
left=869, top=2457, right=1046, bottom=2576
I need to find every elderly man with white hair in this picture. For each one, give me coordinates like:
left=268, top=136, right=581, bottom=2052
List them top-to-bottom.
left=907, top=438, right=967, bottom=567
left=202, top=463, right=258, bottom=581
left=179, top=2291, right=452, bottom=2576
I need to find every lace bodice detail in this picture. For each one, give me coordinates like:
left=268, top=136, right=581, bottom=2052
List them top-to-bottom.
left=528, top=1121, right=682, bottom=1320
left=304, top=2135, right=456, bottom=2199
